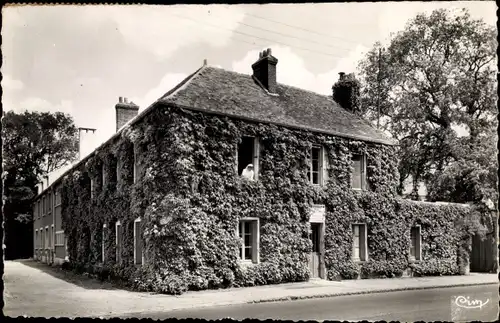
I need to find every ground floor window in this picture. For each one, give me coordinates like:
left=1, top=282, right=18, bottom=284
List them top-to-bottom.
left=134, top=218, right=143, bottom=265
left=238, top=218, right=260, bottom=263
left=115, top=221, right=122, bottom=264
left=352, top=223, right=367, bottom=261
left=102, top=224, right=107, bottom=262
left=410, top=226, right=421, bottom=261
left=35, top=230, right=39, bottom=249
left=55, top=231, right=65, bottom=246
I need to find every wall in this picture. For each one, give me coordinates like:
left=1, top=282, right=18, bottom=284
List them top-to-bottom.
left=61, top=104, right=477, bottom=294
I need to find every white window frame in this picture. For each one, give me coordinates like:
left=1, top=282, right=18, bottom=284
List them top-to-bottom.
left=236, top=136, right=260, bottom=181
left=308, top=145, right=325, bottom=186
left=351, top=154, right=366, bottom=190
left=102, top=163, right=107, bottom=189
left=55, top=188, right=62, bottom=207
left=236, top=217, right=260, bottom=264
left=133, top=218, right=144, bottom=265
left=115, top=221, right=122, bottom=264
left=352, top=223, right=368, bottom=262
left=102, top=224, right=107, bottom=262
left=51, top=225, right=54, bottom=249
left=409, top=225, right=422, bottom=261
left=45, top=226, right=49, bottom=249
left=55, top=230, right=65, bottom=246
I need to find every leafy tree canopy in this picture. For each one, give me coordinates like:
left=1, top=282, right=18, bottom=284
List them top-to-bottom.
left=357, top=8, right=497, bottom=206
left=2, top=110, right=78, bottom=260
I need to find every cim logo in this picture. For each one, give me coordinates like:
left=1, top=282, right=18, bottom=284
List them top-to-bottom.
left=454, top=295, right=490, bottom=309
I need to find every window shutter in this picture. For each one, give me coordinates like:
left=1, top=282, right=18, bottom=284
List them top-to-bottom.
left=253, top=138, right=260, bottom=181
left=362, top=155, right=366, bottom=190
left=252, top=220, right=259, bottom=263
left=360, top=224, right=367, bottom=261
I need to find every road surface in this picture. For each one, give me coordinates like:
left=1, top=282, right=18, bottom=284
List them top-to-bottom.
left=126, top=285, right=498, bottom=322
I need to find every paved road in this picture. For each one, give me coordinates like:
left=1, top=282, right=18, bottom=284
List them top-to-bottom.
left=127, top=285, right=498, bottom=322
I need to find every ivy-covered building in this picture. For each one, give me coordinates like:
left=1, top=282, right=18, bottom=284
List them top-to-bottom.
left=33, top=48, right=475, bottom=294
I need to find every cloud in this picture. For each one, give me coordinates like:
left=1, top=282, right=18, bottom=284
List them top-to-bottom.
left=81, top=5, right=246, bottom=59
left=231, top=44, right=369, bottom=95
left=2, top=74, right=24, bottom=91
left=15, top=97, right=74, bottom=114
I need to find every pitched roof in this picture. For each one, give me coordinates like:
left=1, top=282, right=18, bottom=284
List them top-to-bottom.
left=160, top=66, right=395, bottom=145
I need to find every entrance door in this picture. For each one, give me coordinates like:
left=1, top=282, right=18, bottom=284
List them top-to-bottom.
left=309, top=223, right=322, bottom=278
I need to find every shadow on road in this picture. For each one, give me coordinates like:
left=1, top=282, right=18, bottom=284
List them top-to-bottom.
left=16, top=259, right=131, bottom=291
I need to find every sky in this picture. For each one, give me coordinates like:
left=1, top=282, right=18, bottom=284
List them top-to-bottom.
left=2, top=2, right=496, bottom=188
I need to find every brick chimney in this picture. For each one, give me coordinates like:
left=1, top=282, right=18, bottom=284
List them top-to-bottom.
left=251, top=48, right=278, bottom=94
left=332, top=72, right=360, bottom=114
left=115, top=96, right=139, bottom=132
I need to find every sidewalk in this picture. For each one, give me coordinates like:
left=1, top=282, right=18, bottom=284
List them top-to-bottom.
left=4, top=260, right=498, bottom=318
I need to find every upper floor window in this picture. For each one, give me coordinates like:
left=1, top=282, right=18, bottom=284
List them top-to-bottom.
left=237, top=136, right=260, bottom=181
left=133, top=145, right=138, bottom=184
left=308, top=146, right=325, bottom=185
left=351, top=154, right=366, bottom=190
left=102, top=163, right=107, bottom=189
left=55, top=188, right=62, bottom=206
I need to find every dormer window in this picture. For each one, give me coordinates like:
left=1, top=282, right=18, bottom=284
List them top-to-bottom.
left=237, top=136, right=260, bottom=181
left=351, top=154, right=366, bottom=190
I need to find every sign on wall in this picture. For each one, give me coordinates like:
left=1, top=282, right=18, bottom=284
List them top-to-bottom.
left=310, top=204, right=325, bottom=223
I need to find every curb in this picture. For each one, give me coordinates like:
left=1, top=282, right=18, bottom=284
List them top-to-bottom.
left=250, top=281, right=498, bottom=304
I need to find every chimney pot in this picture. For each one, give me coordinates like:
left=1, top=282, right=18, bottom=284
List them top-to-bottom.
left=267, top=48, right=272, bottom=55
left=259, top=51, right=263, bottom=59
left=203, top=59, right=207, bottom=66
left=339, top=72, right=345, bottom=80
left=119, top=97, right=123, bottom=103
left=124, top=97, right=128, bottom=104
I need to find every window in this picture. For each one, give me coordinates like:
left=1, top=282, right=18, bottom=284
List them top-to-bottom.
left=237, top=136, right=260, bottom=181
left=133, top=145, right=138, bottom=184
left=308, top=146, right=324, bottom=185
left=351, top=154, right=366, bottom=190
left=109, top=156, right=118, bottom=190
left=102, top=163, right=107, bottom=189
left=90, top=179, right=94, bottom=199
left=55, top=188, right=62, bottom=206
left=47, top=193, right=52, bottom=214
left=42, top=197, right=46, bottom=216
left=38, top=201, right=41, bottom=218
left=134, top=218, right=143, bottom=265
left=237, top=218, right=260, bottom=263
left=116, top=221, right=123, bottom=264
left=102, top=224, right=107, bottom=262
left=352, top=224, right=367, bottom=261
left=51, top=225, right=54, bottom=248
left=45, top=226, right=49, bottom=249
left=410, top=226, right=421, bottom=261
left=35, top=230, right=38, bottom=249
left=55, top=231, right=65, bottom=246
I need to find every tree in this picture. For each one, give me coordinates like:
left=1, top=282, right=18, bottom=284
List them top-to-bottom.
left=357, top=8, right=497, bottom=205
left=2, top=110, right=78, bottom=259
